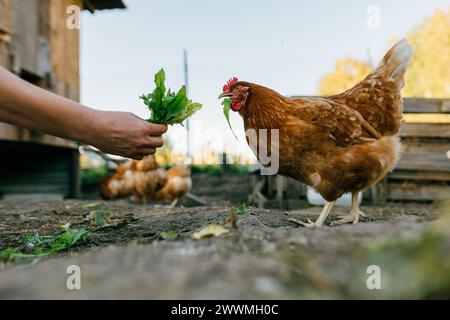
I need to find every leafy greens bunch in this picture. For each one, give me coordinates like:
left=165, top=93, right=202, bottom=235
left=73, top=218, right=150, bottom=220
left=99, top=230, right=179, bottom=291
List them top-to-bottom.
left=140, top=69, right=202, bottom=125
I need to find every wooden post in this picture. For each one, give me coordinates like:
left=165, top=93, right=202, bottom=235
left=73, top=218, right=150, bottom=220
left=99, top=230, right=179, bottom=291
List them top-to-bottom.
left=68, top=148, right=81, bottom=198
left=275, top=175, right=285, bottom=209
left=370, top=178, right=388, bottom=205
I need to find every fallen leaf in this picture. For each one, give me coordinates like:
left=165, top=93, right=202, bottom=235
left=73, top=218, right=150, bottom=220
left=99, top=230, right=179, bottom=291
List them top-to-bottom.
left=82, top=202, right=101, bottom=209
left=89, top=210, right=112, bottom=227
left=192, top=224, right=229, bottom=240
left=159, top=231, right=178, bottom=240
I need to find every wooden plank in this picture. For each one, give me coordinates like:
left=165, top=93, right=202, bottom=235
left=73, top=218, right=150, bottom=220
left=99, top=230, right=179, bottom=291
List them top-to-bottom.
left=0, top=0, right=12, bottom=48
left=0, top=0, right=12, bottom=28
left=11, top=0, right=40, bottom=75
left=50, top=0, right=81, bottom=101
left=0, top=40, right=10, bottom=68
left=403, top=98, right=450, bottom=114
left=403, top=113, right=450, bottom=124
left=0, top=123, right=78, bottom=149
left=400, top=123, right=450, bottom=138
left=396, top=139, right=450, bottom=172
left=389, top=170, right=450, bottom=181
left=275, top=175, right=285, bottom=208
left=285, top=177, right=307, bottom=198
left=369, top=178, right=388, bottom=205
left=388, top=182, right=450, bottom=201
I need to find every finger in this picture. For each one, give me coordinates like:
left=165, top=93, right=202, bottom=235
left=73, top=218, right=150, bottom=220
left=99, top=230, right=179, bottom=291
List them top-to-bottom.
left=147, top=123, right=168, bottom=136
left=145, top=136, right=164, bottom=148
left=137, top=148, right=157, bottom=156
left=129, top=154, right=144, bottom=160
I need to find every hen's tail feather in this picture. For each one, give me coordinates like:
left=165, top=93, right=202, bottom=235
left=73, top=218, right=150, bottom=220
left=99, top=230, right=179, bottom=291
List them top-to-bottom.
left=374, top=39, right=413, bottom=90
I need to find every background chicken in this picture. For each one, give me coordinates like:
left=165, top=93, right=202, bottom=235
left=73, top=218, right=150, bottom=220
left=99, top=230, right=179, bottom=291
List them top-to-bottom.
left=219, top=39, right=413, bottom=227
left=132, top=154, right=164, bottom=203
left=100, top=155, right=166, bottom=202
left=100, top=156, right=192, bottom=206
left=100, top=160, right=137, bottom=200
left=155, top=165, right=192, bottom=207
left=133, top=167, right=167, bottom=203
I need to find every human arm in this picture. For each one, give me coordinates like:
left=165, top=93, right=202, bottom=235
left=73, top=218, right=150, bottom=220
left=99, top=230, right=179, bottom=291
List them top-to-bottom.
left=0, top=66, right=167, bottom=159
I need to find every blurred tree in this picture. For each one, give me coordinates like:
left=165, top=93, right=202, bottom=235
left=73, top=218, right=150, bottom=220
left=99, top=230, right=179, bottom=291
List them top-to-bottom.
left=319, top=9, right=450, bottom=98
left=403, top=9, right=450, bottom=98
left=319, top=57, right=372, bottom=96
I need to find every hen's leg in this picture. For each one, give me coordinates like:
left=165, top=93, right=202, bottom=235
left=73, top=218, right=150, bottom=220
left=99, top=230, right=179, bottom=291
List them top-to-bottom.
left=331, top=192, right=365, bottom=226
left=169, top=198, right=178, bottom=208
left=290, top=201, right=336, bottom=227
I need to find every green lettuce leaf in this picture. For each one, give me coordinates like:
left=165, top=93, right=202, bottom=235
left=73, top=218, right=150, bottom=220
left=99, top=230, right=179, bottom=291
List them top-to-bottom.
left=139, top=68, right=202, bottom=125
left=222, top=98, right=238, bottom=140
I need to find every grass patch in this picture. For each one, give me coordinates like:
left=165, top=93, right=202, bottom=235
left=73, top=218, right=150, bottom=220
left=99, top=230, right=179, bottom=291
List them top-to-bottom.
left=191, top=165, right=250, bottom=177
left=80, top=166, right=110, bottom=189
left=0, top=226, right=88, bottom=262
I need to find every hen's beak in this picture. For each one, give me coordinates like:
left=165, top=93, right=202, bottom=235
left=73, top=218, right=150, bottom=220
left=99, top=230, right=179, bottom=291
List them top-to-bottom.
left=218, top=92, right=233, bottom=99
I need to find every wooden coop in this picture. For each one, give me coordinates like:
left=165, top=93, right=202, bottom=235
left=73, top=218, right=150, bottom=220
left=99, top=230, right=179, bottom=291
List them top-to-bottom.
left=0, top=0, right=126, bottom=199
left=249, top=98, right=450, bottom=208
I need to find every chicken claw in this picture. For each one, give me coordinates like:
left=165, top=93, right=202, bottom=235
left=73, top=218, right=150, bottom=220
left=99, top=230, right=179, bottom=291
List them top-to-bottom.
left=331, top=193, right=366, bottom=226
left=288, top=200, right=336, bottom=228
left=330, top=210, right=364, bottom=226
left=288, top=218, right=321, bottom=228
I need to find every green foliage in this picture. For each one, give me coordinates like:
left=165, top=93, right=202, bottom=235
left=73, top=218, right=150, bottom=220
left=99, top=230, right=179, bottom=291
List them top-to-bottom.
left=140, top=69, right=202, bottom=125
left=222, top=98, right=238, bottom=139
left=191, top=164, right=250, bottom=176
left=80, top=166, right=109, bottom=188
left=234, top=203, right=247, bottom=215
left=89, top=210, right=112, bottom=227
left=0, top=227, right=88, bottom=262
left=49, top=228, right=88, bottom=253
left=159, top=231, right=178, bottom=240
left=0, top=247, right=37, bottom=261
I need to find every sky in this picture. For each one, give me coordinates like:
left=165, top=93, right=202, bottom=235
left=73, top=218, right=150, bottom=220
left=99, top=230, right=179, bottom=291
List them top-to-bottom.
left=80, top=0, right=449, bottom=160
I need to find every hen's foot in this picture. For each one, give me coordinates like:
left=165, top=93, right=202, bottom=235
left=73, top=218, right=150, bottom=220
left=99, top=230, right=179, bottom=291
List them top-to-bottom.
left=169, top=198, right=179, bottom=208
left=331, top=209, right=365, bottom=226
left=288, top=218, right=322, bottom=228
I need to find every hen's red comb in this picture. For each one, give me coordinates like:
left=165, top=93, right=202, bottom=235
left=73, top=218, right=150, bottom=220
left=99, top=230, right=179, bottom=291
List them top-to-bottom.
left=223, top=77, right=239, bottom=92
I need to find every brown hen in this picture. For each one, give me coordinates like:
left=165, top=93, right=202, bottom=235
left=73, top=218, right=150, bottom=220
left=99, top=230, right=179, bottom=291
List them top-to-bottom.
left=219, top=39, right=413, bottom=226
left=100, top=155, right=166, bottom=202
left=155, top=165, right=192, bottom=207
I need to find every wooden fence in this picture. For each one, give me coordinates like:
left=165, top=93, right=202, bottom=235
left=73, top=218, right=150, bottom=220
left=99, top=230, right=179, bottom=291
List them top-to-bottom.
left=370, top=98, right=450, bottom=203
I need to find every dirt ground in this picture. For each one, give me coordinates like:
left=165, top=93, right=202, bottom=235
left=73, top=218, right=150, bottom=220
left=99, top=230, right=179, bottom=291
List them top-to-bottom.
left=0, top=198, right=448, bottom=299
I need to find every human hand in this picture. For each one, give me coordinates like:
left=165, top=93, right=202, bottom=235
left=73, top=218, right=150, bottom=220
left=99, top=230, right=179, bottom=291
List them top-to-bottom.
left=85, top=110, right=168, bottom=159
